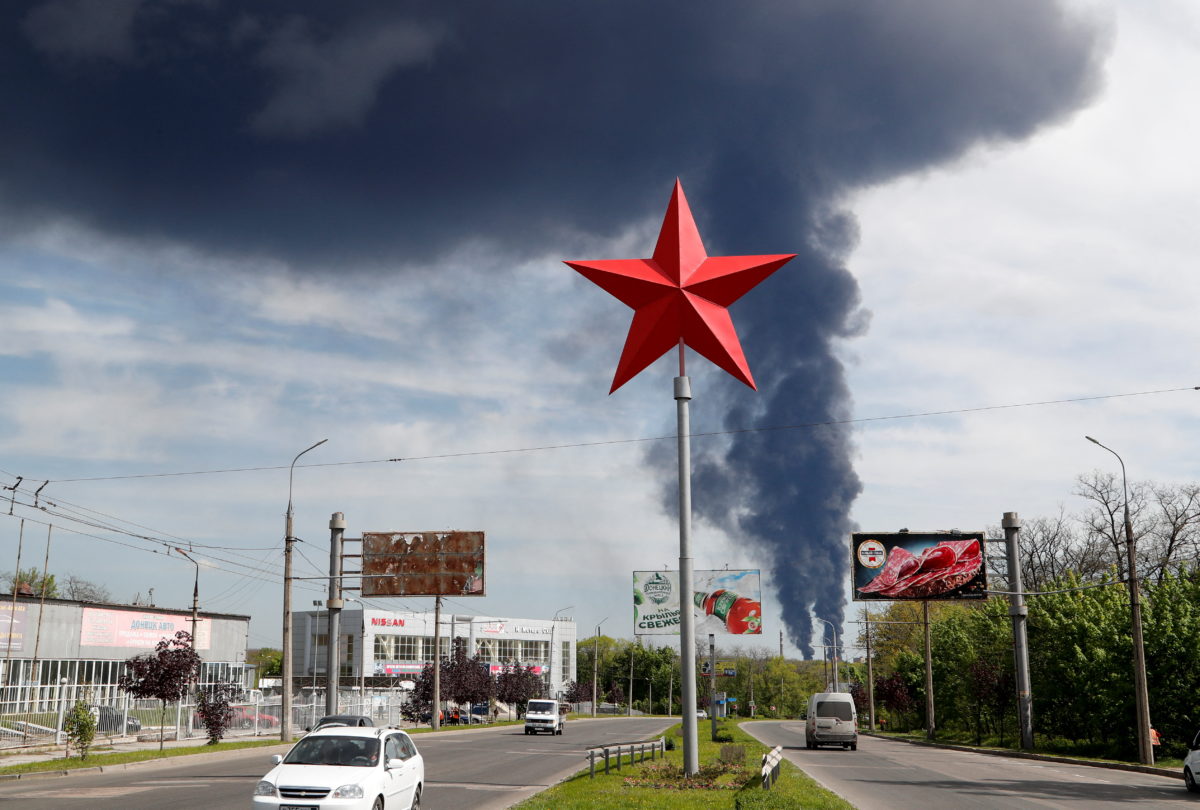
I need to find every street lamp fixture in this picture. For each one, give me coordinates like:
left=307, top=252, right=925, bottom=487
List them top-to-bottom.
left=1086, top=435, right=1153, bottom=765
left=281, top=438, right=328, bottom=743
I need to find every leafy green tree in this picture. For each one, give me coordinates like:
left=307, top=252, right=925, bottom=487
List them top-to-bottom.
left=4, top=567, right=56, bottom=597
left=248, top=648, right=283, bottom=678
left=64, top=699, right=97, bottom=759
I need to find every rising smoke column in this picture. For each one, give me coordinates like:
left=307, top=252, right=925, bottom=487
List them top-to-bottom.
left=1, top=1, right=1107, bottom=653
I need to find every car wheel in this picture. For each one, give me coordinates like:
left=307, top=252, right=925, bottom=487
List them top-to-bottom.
left=851, top=743, right=858, bottom=751
left=1187, top=767, right=1200, bottom=793
left=410, top=784, right=422, bottom=810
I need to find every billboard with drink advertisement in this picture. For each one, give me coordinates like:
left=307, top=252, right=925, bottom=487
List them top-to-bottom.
left=851, top=532, right=987, bottom=601
left=633, top=569, right=762, bottom=635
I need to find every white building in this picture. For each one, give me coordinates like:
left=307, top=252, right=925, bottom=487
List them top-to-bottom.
left=294, top=608, right=577, bottom=698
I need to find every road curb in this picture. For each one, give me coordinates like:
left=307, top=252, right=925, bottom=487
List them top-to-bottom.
left=862, top=732, right=1180, bottom=780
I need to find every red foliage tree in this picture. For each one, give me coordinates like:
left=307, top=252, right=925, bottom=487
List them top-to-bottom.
left=118, top=631, right=200, bottom=750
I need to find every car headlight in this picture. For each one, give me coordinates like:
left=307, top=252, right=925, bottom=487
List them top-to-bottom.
left=253, top=780, right=278, bottom=797
left=331, top=784, right=364, bottom=799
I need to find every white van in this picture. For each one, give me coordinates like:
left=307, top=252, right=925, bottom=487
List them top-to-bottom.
left=805, top=692, right=857, bottom=750
left=524, top=699, right=564, bottom=735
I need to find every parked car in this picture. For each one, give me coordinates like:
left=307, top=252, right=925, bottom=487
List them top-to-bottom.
left=94, top=706, right=141, bottom=735
left=231, top=706, right=278, bottom=728
left=696, top=709, right=708, bottom=720
left=308, top=714, right=373, bottom=732
left=253, top=725, right=423, bottom=810
left=1185, top=729, right=1200, bottom=792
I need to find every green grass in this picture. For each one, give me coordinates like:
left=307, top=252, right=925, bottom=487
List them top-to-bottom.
left=512, top=719, right=853, bottom=810
left=0, top=739, right=286, bottom=776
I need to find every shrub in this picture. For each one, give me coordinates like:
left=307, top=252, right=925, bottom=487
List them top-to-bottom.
left=195, top=684, right=237, bottom=745
left=64, top=699, right=97, bottom=760
left=664, top=736, right=677, bottom=750
left=719, top=744, right=745, bottom=765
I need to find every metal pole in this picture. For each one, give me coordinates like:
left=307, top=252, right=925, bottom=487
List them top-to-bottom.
left=676, top=374, right=699, bottom=775
left=1085, top=436, right=1153, bottom=765
left=1086, top=437, right=1153, bottom=764
left=281, top=438, right=327, bottom=742
left=1003, top=512, right=1034, bottom=749
left=326, top=513, right=345, bottom=716
left=432, top=596, right=441, bottom=731
left=924, top=601, right=935, bottom=740
left=865, top=609, right=876, bottom=731
left=591, top=618, right=606, bottom=718
left=708, top=633, right=717, bottom=740
left=628, top=641, right=635, bottom=717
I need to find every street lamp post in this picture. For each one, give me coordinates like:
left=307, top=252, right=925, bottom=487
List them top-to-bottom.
left=1086, top=435, right=1153, bottom=765
left=281, top=439, right=327, bottom=743
left=174, top=548, right=201, bottom=647
left=343, top=596, right=368, bottom=712
left=552, top=606, right=573, bottom=699
left=591, top=617, right=607, bottom=718
left=816, top=618, right=839, bottom=693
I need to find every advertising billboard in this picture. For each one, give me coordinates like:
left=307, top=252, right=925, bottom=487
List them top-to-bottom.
left=362, top=531, right=485, bottom=597
left=851, top=532, right=986, bottom=601
left=633, top=569, right=762, bottom=635
left=0, top=604, right=25, bottom=652
left=79, top=608, right=212, bottom=650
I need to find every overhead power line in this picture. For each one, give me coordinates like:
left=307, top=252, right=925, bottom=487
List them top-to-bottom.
left=26, top=384, right=1200, bottom=484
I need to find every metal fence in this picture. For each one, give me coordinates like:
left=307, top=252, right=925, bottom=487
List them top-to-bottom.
left=0, top=688, right=420, bottom=751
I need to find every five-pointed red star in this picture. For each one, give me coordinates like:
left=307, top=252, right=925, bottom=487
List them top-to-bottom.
left=565, top=180, right=795, bottom=393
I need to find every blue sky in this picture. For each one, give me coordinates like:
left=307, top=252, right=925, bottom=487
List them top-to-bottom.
left=1, top=0, right=1197, bottom=660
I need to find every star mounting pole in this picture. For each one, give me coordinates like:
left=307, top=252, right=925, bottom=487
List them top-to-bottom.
left=566, top=180, right=793, bottom=775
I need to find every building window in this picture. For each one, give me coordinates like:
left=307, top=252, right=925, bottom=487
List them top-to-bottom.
left=497, top=639, right=518, bottom=662
left=521, top=640, right=547, bottom=663
left=561, top=642, right=571, bottom=682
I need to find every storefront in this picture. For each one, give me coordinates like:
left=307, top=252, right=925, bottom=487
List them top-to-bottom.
left=0, top=593, right=251, bottom=712
left=296, top=608, right=577, bottom=698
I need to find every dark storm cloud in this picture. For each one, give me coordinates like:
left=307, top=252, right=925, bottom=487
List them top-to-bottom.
left=1, top=1, right=1107, bottom=653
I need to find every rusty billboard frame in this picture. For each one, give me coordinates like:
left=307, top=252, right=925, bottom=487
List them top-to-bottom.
left=360, top=531, right=485, bottom=597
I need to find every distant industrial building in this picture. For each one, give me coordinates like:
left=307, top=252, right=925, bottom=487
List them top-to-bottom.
left=0, top=593, right=251, bottom=709
left=294, top=608, right=577, bottom=698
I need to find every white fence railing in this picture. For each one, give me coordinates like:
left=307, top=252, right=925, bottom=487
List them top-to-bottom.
left=0, top=689, right=421, bottom=750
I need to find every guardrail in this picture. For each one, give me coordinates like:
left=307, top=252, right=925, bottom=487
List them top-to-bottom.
left=585, top=737, right=665, bottom=777
left=761, top=744, right=783, bottom=789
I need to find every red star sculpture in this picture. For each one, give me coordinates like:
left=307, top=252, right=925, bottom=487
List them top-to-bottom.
left=566, top=180, right=795, bottom=393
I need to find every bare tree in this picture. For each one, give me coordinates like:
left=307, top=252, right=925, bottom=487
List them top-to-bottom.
left=1074, top=471, right=1154, bottom=581
left=1145, top=482, right=1200, bottom=584
left=987, top=510, right=1086, bottom=590
left=62, top=575, right=111, bottom=603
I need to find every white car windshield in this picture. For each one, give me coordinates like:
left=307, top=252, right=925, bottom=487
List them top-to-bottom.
left=527, top=701, right=554, bottom=713
left=285, top=736, right=380, bottom=767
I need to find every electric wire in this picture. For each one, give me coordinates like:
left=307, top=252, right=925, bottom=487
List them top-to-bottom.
left=30, top=384, right=1199, bottom=484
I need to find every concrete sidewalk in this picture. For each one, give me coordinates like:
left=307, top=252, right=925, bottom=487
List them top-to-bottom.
left=0, top=732, right=288, bottom=775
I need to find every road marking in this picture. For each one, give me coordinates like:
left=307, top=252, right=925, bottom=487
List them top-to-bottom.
left=426, top=781, right=541, bottom=791
left=16, top=787, right=159, bottom=798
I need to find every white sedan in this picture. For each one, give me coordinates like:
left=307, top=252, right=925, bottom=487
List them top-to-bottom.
left=253, top=725, right=423, bottom=810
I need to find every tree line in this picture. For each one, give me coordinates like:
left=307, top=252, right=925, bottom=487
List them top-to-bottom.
left=862, top=471, right=1200, bottom=760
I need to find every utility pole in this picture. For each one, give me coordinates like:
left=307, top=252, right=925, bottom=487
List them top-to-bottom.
left=1086, top=436, right=1153, bottom=765
left=281, top=439, right=327, bottom=743
left=1003, top=512, right=1034, bottom=749
left=326, top=513, right=345, bottom=716
left=432, top=596, right=442, bottom=731
left=924, top=601, right=934, bottom=740
left=864, top=609, right=875, bottom=731
left=591, top=617, right=607, bottom=718
left=709, top=634, right=717, bottom=739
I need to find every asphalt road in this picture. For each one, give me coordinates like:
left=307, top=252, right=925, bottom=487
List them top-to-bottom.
left=0, top=716, right=673, bottom=810
left=742, top=720, right=1192, bottom=809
